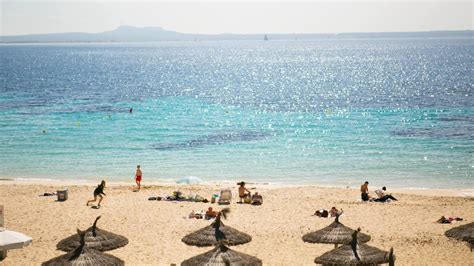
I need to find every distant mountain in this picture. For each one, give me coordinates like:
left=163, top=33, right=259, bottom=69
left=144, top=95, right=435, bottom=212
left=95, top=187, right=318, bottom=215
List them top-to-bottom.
left=1, top=25, right=472, bottom=43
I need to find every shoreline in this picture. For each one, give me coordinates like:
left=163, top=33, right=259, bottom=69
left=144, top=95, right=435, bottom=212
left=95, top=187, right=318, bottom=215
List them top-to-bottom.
left=1, top=178, right=473, bottom=198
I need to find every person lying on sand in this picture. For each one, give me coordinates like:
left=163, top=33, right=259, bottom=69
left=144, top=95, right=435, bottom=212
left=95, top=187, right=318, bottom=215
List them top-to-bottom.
left=87, top=180, right=106, bottom=208
left=373, top=186, right=398, bottom=202
left=39, top=192, right=56, bottom=196
left=251, top=192, right=263, bottom=205
left=329, top=207, right=343, bottom=217
left=314, top=209, right=329, bottom=218
left=437, top=216, right=463, bottom=224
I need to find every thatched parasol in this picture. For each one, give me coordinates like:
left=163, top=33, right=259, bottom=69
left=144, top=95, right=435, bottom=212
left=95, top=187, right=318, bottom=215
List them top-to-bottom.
left=182, top=209, right=252, bottom=247
left=303, top=215, right=371, bottom=248
left=57, top=216, right=128, bottom=252
left=445, top=222, right=474, bottom=249
left=43, top=229, right=124, bottom=266
left=314, top=229, right=395, bottom=266
left=181, top=242, right=262, bottom=266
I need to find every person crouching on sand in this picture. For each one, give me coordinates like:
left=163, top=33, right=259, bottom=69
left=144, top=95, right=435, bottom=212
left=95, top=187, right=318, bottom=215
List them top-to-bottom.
left=135, top=165, right=142, bottom=191
left=87, top=180, right=106, bottom=208
left=237, top=181, right=250, bottom=203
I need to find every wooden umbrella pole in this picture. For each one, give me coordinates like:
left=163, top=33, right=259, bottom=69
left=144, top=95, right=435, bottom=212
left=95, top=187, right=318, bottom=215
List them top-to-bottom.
left=92, top=216, right=101, bottom=237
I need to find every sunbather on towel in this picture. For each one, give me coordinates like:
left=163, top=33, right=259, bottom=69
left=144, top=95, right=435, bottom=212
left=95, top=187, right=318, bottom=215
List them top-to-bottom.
left=329, top=207, right=343, bottom=217
left=314, top=209, right=329, bottom=217
left=437, top=216, right=463, bottom=224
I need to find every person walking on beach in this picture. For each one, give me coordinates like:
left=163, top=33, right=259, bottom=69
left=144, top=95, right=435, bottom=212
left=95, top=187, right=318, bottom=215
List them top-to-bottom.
left=135, top=165, right=142, bottom=191
left=87, top=180, right=106, bottom=208
left=360, top=181, right=370, bottom=201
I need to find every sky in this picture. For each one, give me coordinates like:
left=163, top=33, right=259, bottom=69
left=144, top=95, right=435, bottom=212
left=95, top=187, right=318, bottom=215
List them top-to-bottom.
left=1, top=1, right=472, bottom=36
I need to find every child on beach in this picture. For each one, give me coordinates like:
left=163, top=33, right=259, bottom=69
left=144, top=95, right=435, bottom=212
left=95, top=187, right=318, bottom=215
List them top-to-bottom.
left=135, top=165, right=142, bottom=191
left=87, top=180, right=106, bottom=208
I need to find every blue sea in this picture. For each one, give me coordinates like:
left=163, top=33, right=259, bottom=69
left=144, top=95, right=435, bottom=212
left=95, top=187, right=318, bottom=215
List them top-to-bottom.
left=0, top=38, right=473, bottom=188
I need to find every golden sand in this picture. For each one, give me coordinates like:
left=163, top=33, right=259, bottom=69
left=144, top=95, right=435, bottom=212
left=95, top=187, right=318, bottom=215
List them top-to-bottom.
left=1, top=181, right=473, bottom=265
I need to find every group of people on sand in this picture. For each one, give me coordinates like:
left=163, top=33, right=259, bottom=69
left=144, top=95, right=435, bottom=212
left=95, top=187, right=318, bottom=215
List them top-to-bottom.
left=86, top=167, right=266, bottom=208
left=238, top=181, right=263, bottom=205
left=360, top=181, right=398, bottom=202
left=188, top=207, right=218, bottom=220
left=314, top=207, right=343, bottom=218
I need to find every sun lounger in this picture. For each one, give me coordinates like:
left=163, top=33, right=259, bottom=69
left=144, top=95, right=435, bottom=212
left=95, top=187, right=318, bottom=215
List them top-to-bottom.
left=218, top=189, right=232, bottom=205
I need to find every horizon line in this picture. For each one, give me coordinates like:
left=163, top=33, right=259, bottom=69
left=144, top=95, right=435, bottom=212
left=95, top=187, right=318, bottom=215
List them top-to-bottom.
left=2, top=25, right=473, bottom=37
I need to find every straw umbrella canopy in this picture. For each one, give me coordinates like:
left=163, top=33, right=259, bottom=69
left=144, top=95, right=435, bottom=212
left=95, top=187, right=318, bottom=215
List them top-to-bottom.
left=182, top=209, right=252, bottom=247
left=303, top=215, right=371, bottom=247
left=57, top=216, right=128, bottom=252
left=445, top=222, right=474, bottom=246
left=314, top=229, right=395, bottom=266
left=43, top=230, right=124, bottom=266
left=181, top=242, right=262, bottom=266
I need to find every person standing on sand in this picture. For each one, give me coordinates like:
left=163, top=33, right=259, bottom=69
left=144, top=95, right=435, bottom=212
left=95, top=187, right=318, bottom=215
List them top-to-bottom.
left=135, top=165, right=142, bottom=191
left=87, top=180, right=106, bottom=208
left=360, top=181, right=370, bottom=201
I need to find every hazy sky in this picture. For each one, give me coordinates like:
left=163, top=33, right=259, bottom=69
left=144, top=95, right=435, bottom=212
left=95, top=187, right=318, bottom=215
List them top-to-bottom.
left=1, top=1, right=472, bottom=36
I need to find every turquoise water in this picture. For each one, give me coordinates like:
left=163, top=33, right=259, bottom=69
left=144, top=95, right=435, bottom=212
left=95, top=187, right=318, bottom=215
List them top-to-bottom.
left=0, top=39, right=472, bottom=188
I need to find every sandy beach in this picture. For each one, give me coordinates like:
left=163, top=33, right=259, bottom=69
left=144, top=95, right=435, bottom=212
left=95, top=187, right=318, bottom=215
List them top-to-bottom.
left=1, top=180, right=473, bottom=265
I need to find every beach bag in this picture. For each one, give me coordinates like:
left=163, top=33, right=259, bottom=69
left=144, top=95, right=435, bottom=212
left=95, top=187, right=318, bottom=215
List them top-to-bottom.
left=244, top=194, right=251, bottom=204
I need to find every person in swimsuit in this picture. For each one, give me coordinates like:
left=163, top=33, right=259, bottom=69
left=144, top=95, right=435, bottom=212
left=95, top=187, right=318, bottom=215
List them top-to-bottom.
left=135, top=165, right=142, bottom=191
left=87, top=180, right=106, bottom=207
left=360, top=181, right=370, bottom=201
left=237, top=182, right=250, bottom=203
left=205, top=207, right=218, bottom=219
